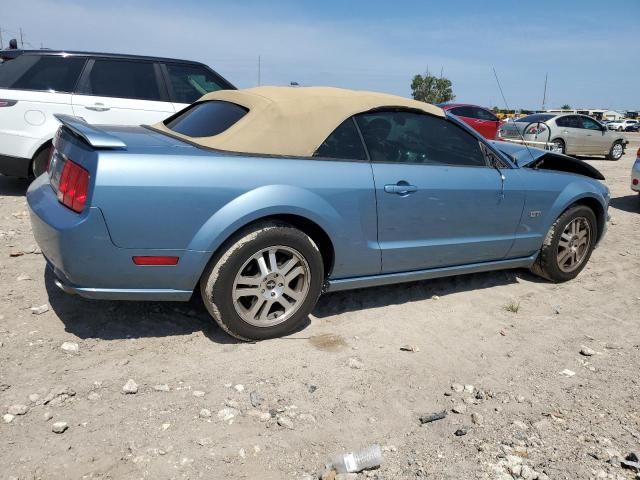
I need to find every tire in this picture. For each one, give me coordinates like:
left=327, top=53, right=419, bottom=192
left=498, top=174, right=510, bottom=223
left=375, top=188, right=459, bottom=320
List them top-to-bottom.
left=617, top=127, right=622, bottom=132
left=550, top=138, right=565, bottom=154
left=607, top=140, right=624, bottom=161
left=31, top=145, right=52, bottom=177
left=530, top=205, right=597, bottom=283
left=200, top=221, right=324, bottom=341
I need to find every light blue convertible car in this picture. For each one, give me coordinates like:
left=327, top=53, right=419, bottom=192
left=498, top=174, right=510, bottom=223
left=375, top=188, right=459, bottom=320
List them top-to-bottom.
left=27, top=87, right=609, bottom=340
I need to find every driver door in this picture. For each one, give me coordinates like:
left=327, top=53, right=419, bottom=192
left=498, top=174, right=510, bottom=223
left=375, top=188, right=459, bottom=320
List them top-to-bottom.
left=356, top=111, right=525, bottom=273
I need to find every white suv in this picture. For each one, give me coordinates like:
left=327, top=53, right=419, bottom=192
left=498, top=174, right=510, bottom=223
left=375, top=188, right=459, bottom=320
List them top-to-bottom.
left=0, top=50, right=235, bottom=177
left=607, top=119, right=637, bottom=132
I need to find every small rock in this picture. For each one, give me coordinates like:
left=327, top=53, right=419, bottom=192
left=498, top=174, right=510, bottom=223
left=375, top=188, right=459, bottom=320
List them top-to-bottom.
left=17, top=273, right=32, bottom=281
left=432, top=295, right=440, bottom=300
left=30, top=304, right=49, bottom=315
left=60, top=342, right=79, bottom=353
left=400, top=345, right=420, bottom=352
left=580, top=346, right=596, bottom=356
left=348, top=357, right=364, bottom=369
left=559, top=369, right=576, bottom=377
left=122, top=379, right=138, bottom=394
left=451, top=383, right=464, bottom=393
left=153, top=384, right=170, bottom=392
left=233, top=384, right=245, bottom=392
left=308, top=384, right=318, bottom=394
left=463, top=384, right=474, bottom=393
left=192, top=390, right=206, bottom=397
left=475, top=390, right=486, bottom=400
left=250, top=391, right=263, bottom=407
left=87, top=392, right=101, bottom=401
left=29, top=393, right=40, bottom=403
left=516, top=395, right=526, bottom=403
left=225, top=399, right=240, bottom=409
left=8, top=404, right=28, bottom=416
left=452, top=404, right=466, bottom=414
left=217, top=407, right=239, bottom=422
left=199, top=408, right=212, bottom=418
left=247, top=409, right=271, bottom=421
left=43, top=411, right=53, bottom=421
left=471, top=412, right=484, bottom=425
left=3, top=413, right=15, bottom=423
left=298, top=413, right=316, bottom=423
left=277, top=416, right=294, bottom=429
left=512, top=420, right=528, bottom=430
left=52, top=421, right=68, bottom=434
left=162, top=423, right=170, bottom=430
left=454, top=428, right=468, bottom=436
left=197, top=437, right=212, bottom=446
left=238, top=448, right=246, bottom=459
left=520, top=465, right=536, bottom=480
left=335, top=474, right=358, bottom=480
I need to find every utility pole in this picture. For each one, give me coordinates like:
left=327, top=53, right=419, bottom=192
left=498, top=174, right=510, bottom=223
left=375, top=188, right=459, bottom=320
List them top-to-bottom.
left=0, top=26, right=3, bottom=49
left=19, top=28, right=24, bottom=48
left=257, top=55, right=261, bottom=86
left=541, top=72, right=548, bottom=111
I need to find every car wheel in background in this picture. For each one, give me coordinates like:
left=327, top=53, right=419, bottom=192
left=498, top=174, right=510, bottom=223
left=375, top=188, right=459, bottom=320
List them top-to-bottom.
left=550, top=139, right=565, bottom=154
left=607, top=141, right=624, bottom=160
left=31, top=145, right=52, bottom=178
left=531, top=205, right=597, bottom=283
left=200, top=221, right=324, bottom=341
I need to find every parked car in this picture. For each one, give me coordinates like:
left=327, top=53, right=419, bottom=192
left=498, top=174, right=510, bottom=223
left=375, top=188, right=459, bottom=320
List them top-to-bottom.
left=0, top=49, right=235, bottom=177
left=27, top=87, right=609, bottom=341
left=436, top=103, right=501, bottom=139
left=498, top=113, right=627, bottom=160
left=607, top=119, right=637, bottom=131
left=624, top=122, right=640, bottom=132
left=632, top=147, right=640, bottom=194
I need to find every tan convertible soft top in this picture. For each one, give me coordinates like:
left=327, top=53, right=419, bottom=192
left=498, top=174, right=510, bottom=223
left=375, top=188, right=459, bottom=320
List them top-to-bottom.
left=152, top=86, right=444, bottom=157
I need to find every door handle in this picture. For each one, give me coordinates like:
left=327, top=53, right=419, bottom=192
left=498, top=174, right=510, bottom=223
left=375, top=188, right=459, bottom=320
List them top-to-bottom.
left=85, top=103, right=110, bottom=112
left=384, top=182, right=417, bottom=196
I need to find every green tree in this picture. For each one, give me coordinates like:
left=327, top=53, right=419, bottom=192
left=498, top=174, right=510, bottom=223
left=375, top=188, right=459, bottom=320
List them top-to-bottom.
left=411, top=71, right=455, bottom=104
left=561, top=104, right=571, bottom=109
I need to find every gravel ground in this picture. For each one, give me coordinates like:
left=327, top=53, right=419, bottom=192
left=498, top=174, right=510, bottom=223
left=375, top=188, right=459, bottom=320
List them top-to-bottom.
left=1, top=134, right=639, bottom=480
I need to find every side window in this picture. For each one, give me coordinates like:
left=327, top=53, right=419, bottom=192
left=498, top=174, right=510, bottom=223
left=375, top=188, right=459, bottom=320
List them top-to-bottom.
left=0, top=55, right=85, bottom=92
left=78, top=59, right=161, bottom=101
left=165, top=63, right=227, bottom=104
left=450, top=106, right=474, bottom=118
left=474, top=107, right=498, bottom=121
left=355, top=110, right=487, bottom=167
left=556, top=116, right=580, bottom=128
left=581, top=117, right=602, bottom=130
left=314, top=118, right=367, bottom=160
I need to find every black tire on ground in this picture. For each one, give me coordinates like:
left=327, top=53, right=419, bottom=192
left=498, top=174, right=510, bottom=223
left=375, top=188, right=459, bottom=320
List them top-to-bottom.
left=551, top=138, right=565, bottom=154
left=607, top=140, right=624, bottom=161
left=31, top=145, right=52, bottom=177
left=530, top=205, right=597, bottom=283
left=200, top=221, right=324, bottom=341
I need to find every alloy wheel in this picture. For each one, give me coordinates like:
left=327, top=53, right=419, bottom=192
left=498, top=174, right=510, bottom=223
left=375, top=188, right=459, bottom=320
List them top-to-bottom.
left=551, top=140, right=564, bottom=154
left=611, top=142, right=623, bottom=159
left=556, top=217, right=591, bottom=273
left=232, top=246, right=311, bottom=327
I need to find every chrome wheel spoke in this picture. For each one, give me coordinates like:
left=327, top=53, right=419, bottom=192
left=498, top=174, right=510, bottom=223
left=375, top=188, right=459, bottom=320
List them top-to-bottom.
left=556, top=217, right=591, bottom=273
left=232, top=245, right=311, bottom=328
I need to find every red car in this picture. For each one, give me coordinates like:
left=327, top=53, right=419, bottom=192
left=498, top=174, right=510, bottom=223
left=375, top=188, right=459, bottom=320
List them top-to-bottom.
left=437, top=103, right=501, bottom=139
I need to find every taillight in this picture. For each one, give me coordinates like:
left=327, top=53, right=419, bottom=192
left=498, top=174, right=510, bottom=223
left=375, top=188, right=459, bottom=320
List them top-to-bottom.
left=0, top=99, right=17, bottom=107
left=525, top=124, right=547, bottom=135
left=57, top=159, right=89, bottom=213
left=633, top=179, right=639, bottom=186
left=132, top=256, right=179, bottom=266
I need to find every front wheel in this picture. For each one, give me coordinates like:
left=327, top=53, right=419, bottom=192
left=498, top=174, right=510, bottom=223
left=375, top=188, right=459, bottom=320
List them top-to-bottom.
left=607, top=141, right=624, bottom=160
left=531, top=205, right=597, bottom=282
left=200, top=221, right=324, bottom=341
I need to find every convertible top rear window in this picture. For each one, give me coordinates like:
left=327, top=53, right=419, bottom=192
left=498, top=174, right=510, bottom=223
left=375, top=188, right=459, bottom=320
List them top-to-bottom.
left=164, top=100, right=248, bottom=138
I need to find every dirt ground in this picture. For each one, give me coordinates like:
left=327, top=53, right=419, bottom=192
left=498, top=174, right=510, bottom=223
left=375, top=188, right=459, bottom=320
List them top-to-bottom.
left=1, top=134, right=639, bottom=480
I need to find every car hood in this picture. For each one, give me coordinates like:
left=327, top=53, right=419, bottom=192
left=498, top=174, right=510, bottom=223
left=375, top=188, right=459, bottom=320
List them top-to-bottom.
left=490, top=141, right=605, bottom=180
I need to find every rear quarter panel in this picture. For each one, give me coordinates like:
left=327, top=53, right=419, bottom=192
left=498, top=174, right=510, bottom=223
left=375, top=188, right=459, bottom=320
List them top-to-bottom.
left=94, top=152, right=380, bottom=279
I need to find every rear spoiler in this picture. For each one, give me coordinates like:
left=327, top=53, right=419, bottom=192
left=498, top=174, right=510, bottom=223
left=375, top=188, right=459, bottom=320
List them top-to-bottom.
left=54, top=114, right=127, bottom=149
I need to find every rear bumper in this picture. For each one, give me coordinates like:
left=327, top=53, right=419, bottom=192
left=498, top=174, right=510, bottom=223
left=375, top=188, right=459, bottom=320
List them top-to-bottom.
left=0, top=153, right=30, bottom=177
left=27, top=175, right=209, bottom=301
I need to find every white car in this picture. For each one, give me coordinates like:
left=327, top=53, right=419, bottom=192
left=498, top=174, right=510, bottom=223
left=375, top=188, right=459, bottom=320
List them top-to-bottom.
left=0, top=50, right=235, bottom=177
left=608, top=119, right=637, bottom=131
left=632, top=147, right=640, bottom=193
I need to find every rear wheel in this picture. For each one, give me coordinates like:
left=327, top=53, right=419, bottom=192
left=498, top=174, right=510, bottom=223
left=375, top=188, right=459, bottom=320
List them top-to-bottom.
left=550, top=138, right=565, bottom=154
left=607, top=140, right=624, bottom=160
left=31, top=145, right=52, bottom=177
left=531, top=205, right=597, bottom=282
left=200, top=221, right=324, bottom=341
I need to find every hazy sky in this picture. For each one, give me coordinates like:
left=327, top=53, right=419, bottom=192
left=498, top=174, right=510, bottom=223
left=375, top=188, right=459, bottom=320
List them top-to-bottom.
left=2, top=0, right=638, bottom=110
